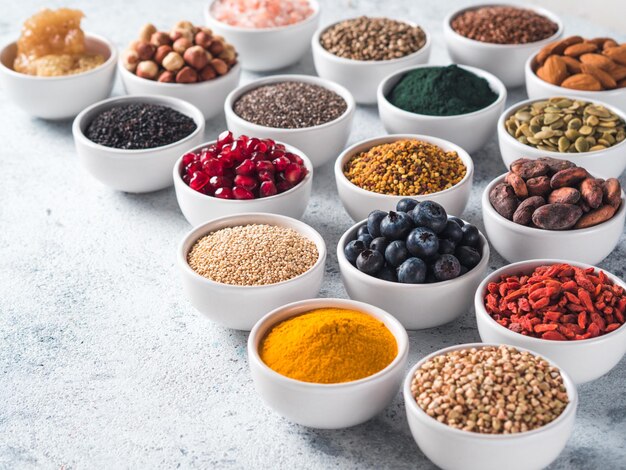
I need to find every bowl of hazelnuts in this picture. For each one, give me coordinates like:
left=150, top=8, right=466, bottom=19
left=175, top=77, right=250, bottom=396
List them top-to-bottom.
left=119, top=21, right=241, bottom=119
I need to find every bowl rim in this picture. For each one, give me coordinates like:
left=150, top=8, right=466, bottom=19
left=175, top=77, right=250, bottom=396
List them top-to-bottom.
left=205, top=0, right=320, bottom=33
left=443, top=3, right=563, bottom=50
left=311, top=18, right=431, bottom=66
left=0, top=32, right=118, bottom=81
left=525, top=53, right=626, bottom=97
left=118, top=59, right=241, bottom=88
left=377, top=63, right=507, bottom=120
left=224, top=73, right=356, bottom=134
left=72, top=94, right=206, bottom=157
left=498, top=95, right=626, bottom=156
left=334, top=134, right=474, bottom=201
left=172, top=138, right=313, bottom=204
left=482, top=172, right=626, bottom=235
left=177, top=212, right=326, bottom=290
left=337, top=216, right=490, bottom=289
left=474, top=258, right=626, bottom=346
left=247, top=297, right=409, bottom=388
left=403, top=342, right=578, bottom=440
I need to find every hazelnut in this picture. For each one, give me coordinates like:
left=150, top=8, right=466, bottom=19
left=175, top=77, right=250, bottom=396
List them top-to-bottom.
left=174, top=21, right=196, bottom=32
left=139, top=23, right=157, bottom=42
left=199, top=27, right=213, bottom=36
left=170, top=28, right=193, bottom=43
left=194, top=31, right=213, bottom=49
left=150, top=32, right=172, bottom=47
left=173, top=37, right=193, bottom=54
left=209, top=39, right=224, bottom=56
left=128, top=40, right=141, bottom=52
left=135, top=41, right=156, bottom=61
left=154, top=45, right=173, bottom=64
left=183, top=45, right=209, bottom=70
left=219, top=46, right=236, bottom=64
left=122, top=49, right=139, bottom=72
left=162, top=51, right=185, bottom=72
left=210, top=58, right=228, bottom=75
left=136, top=60, right=159, bottom=80
left=199, top=64, right=217, bottom=81
left=176, top=66, right=198, bottom=83
left=158, top=70, right=176, bottom=83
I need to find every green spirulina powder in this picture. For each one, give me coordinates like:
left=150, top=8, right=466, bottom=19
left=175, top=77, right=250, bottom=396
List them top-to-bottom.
left=387, top=65, right=498, bottom=116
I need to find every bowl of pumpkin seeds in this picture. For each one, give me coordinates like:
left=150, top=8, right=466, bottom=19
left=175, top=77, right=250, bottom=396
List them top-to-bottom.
left=498, top=96, right=626, bottom=178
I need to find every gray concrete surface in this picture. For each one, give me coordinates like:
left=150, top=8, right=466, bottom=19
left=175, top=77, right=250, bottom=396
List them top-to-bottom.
left=1, top=0, right=625, bottom=468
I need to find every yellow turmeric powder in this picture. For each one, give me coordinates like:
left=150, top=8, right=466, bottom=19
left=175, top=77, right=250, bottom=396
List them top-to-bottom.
left=259, top=308, right=398, bottom=384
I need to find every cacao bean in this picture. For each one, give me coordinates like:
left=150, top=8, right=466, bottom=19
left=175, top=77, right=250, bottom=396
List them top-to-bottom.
left=537, top=157, right=576, bottom=173
left=510, top=158, right=532, bottom=175
left=515, top=161, right=551, bottom=179
left=550, top=167, right=589, bottom=188
left=505, top=172, right=528, bottom=198
left=526, top=176, right=552, bottom=197
left=579, top=177, right=603, bottom=208
left=603, top=178, right=622, bottom=208
left=489, top=183, right=519, bottom=220
left=548, top=187, right=580, bottom=204
left=513, top=196, right=546, bottom=225
left=578, top=200, right=591, bottom=213
left=532, top=203, right=583, bottom=230
left=574, top=205, right=617, bottom=228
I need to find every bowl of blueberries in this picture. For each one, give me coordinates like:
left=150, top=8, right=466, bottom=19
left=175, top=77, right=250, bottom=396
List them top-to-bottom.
left=337, top=198, right=490, bottom=329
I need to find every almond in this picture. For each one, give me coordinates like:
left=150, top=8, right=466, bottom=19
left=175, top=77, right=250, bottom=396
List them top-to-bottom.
left=536, top=36, right=583, bottom=64
left=585, top=37, right=612, bottom=47
left=603, top=39, right=618, bottom=50
left=564, top=42, right=598, bottom=57
left=604, top=45, right=626, bottom=66
left=580, top=53, right=616, bottom=71
left=537, top=55, right=568, bottom=85
left=561, top=56, right=582, bottom=74
left=581, top=63, right=617, bottom=89
left=609, top=65, right=626, bottom=81
left=560, top=73, right=603, bottom=91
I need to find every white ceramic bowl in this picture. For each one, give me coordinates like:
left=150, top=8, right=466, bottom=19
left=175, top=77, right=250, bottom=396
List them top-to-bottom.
left=204, top=0, right=320, bottom=72
left=443, top=4, right=563, bottom=88
left=312, top=20, right=431, bottom=104
left=0, top=33, right=117, bottom=120
left=525, top=54, right=626, bottom=113
left=118, top=61, right=241, bottom=120
left=378, top=64, right=507, bottom=154
left=224, top=74, right=355, bottom=167
left=73, top=95, right=205, bottom=193
left=498, top=97, right=626, bottom=178
left=335, top=134, right=474, bottom=221
left=173, top=139, right=313, bottom=226
left=482, top=173, right=626, bottom=264
left=178, top=213, right=326, bottom=330
left=337, top=218, right=490, bottom=330
left=475, top=259, right=626, bottom=384
left=248, top=298, right=409, bottom=428
left=404, top=342, right=577, bottom=470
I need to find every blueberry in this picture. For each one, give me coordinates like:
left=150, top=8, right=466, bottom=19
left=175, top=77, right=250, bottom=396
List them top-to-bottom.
left=396, top=198, right=419, bottom=213
left=411, top=201, right=447, bottom=233
left=367, top=210, right=387, bottom=238
left=380, top=211, right=413, bottom=240
left=449, top=216, right=464, bottom=227
left=439, top=220, right=463, bottom=243
left=357, top=224, right=369, bottom=238
left=461, top=224, right=480, bottom=247
left=406, top=227, right=439, bottom=258
left=357, top=233, right=373, bottom=248
left=370, top=237, right=389, bottom=254
left=438, top=238, right=456, bottom=255
left=344, top=240, right=365, bottom=264
left=385, top=240, right=409, bottom=267
left=455, top=245, right=482, bottom=269
left=356, top=249, right=384, bottom=275
left=433, top=254, right=462, bottom=281
left=397, top=258, right=427, bottom=284
left=377, top=264, right=398, bottom=282
left=460, top=265, right=469, bottom=276
left=425, top=272, right=438, bottom=283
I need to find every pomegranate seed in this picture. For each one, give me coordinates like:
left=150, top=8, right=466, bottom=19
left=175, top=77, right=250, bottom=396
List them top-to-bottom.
left=217, top=130, right=233, bottom=149
left=245, top=138, right=260, bottom=156
left=264, top=138, right=275, bottom=149
left=255, top=140, right=268, bottom=153
left=229, top=141, right=245, bottom=163
left=275, top=143, right=286, bottom=151
left=200, top=147, right=218, bottom=161
left=270, top=149, right=285, bottom=159
left=250, top=151, right=266, bottom=163
left=182, top=152, right=196, bottom=166
left=218, top=152, right=234, bottom=168
left=285, top=153, right=304, bottom=165
left=273, top=156, right=290, bottom=171
left=202, top=158, right=224, bottom=176
left=235, top=159, right=255, bottom=175
left=256, top=160, right=275, bottom=172
left=185, top=161, right=202, bottom=174
left=284, top=163, right=304, bottom=184
left=258, top=170, right=274, bottom=182
left=189, top=171, right=209, bottom=191
left=182, top=173, right=191, bottom=184
left=234, top=174, right=258, bottom=191
left=209, top=175, right=232, bottom=190
left=259, top=180, right=278, bottom=198
left=276, top=180, right=293, bottom=193
left=233, top=186, right=254, bottom=199
left=214, top=187, right=234, bottom=199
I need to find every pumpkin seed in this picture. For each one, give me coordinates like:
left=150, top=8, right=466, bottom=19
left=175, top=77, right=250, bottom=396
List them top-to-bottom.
left=579, top=125, right=593, bottom=136
left=558, top=136, right=570, bottom=152
left=574, top=137, right=589, bottom=152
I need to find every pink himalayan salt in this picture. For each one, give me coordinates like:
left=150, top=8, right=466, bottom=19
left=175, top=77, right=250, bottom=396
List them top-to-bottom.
left=212, top=0, right=313, bottom=29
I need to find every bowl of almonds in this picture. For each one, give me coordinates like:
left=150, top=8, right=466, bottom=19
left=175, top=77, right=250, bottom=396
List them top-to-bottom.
left=525, top=35, right=626, bottom=112
left=498, top=96, right=626, bottom=177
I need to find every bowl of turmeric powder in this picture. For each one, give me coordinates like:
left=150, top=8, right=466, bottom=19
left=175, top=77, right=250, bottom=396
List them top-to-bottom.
left=247, top=298, right=409, bottom=429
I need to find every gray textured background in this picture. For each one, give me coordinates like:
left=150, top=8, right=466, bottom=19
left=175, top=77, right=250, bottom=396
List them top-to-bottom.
left=1, top=1, right=625, bottom=468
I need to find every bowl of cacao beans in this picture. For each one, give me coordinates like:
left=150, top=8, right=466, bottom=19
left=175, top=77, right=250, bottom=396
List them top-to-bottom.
left=498, top=96, right=626, bottom=178
left=482, top=158, right=625, bottom=265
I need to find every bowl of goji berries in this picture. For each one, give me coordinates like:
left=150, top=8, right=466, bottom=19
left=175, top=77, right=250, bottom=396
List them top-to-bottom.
left=475, top=260, right=626, bottom=384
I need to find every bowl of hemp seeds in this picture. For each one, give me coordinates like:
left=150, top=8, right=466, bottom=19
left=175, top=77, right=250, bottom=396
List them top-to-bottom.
left=443, top=4, right=563, bottom=87
left=311, top=16, right=431, bottom=104
left=377, top=64, right=507, bottom=154
left=225, top=74, right=355, bottom=167
left=498, top=97, right=626, bottom=177
left=334, top=134, right=474, bottom=221
left=177, top=212, right=326, bottom=330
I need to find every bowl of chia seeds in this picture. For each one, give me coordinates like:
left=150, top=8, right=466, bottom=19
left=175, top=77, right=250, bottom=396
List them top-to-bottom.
left=224, top=75, right=355, bottom=167
left=72, top=95, right=205, bottom=193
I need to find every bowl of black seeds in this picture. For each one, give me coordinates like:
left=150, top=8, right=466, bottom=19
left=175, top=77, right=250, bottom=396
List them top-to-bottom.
left=225, top=74, right=355, bottom=167
left=72, top=95, right=205, bottom=193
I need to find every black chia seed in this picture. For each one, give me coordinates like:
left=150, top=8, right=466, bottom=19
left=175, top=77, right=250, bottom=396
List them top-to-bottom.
left=233, top=81, right=348, bottom=129
left=85, top=103, right=197, bottom=150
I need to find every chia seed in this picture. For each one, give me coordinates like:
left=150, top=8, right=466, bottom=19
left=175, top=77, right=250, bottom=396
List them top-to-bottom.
left=233, top=81, right=347, bottom=129
left=85, top=103, right=197, bottom=150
